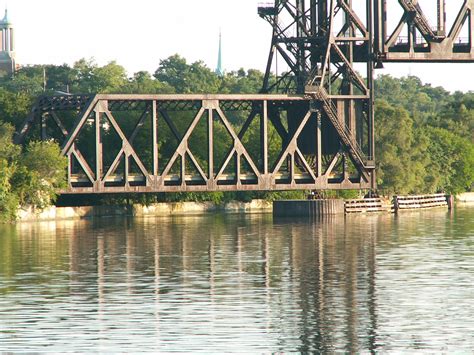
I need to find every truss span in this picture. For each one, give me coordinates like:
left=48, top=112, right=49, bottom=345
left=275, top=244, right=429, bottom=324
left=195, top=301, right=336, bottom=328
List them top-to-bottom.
left=17, top=94, right=374, bottom=194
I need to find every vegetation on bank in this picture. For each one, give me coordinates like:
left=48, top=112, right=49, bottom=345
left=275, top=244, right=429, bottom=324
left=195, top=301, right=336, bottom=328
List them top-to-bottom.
left=0, top=55, right=473, bottom=220
left=0, top=123, right=67, bottom=221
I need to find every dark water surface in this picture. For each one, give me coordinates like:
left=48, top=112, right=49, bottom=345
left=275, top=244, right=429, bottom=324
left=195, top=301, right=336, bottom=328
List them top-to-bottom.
left=1, top=208, right=473, bottom=352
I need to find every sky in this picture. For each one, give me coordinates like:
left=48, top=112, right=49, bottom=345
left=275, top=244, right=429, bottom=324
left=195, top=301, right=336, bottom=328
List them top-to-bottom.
left=5, top=0, right=473, bottom=93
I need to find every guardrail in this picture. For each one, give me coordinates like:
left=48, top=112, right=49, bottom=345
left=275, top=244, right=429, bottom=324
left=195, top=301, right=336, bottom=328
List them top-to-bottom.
left=344, top=193, right=452, bottom=214
left=393, top=193, right=449, bottom=211
left=345, top=198, right=392, bottom=213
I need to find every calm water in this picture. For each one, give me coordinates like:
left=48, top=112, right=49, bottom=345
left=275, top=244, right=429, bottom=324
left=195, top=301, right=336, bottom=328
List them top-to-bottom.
left=1, top=208, right=473, bottom=352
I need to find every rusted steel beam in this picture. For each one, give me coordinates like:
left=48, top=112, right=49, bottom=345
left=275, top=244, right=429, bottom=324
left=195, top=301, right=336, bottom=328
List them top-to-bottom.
left=378, top=0, right=474, bottom=62
left=21, top=94, right=374, bottom=194
left=96, top=94, right=307, bottom=101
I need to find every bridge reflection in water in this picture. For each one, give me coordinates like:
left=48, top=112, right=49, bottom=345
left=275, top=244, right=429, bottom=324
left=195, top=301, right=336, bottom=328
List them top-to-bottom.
left=3, top=209, right=474, bottom=352
left=3, top=214, right=381, bottom=352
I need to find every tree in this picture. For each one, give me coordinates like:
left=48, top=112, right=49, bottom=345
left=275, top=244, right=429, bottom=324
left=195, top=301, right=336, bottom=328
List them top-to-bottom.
left=154, top=54, right=221, bottom=94
left=71, top=58, right=129, bottom=93
left=1, top=66, right=45, bottom=94
left=220, top=69, right=265, bottom=94
left=122, top=71, right=174, bottom=94
left=0, top=89, right=34, bottom=128
left=434, top=92, right=474, bottom=142
left=375, top=100, right=430, bottom=194
left=0, top=123, right=20, bottom=161
left=0, top=124, right=20, bottom=221
left=424, top=127, right=474, bottom=194
left=11, top=141, right=67, bottom=209
left=0, top=158, right=18, bottom=222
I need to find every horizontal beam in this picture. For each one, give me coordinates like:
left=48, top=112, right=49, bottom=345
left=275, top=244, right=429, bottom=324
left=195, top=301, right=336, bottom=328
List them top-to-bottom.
left=383, top=52, right=474, bottom=62
left=94, top=94, right=308, bottom=101
left=59, top=181, right=372, bottom=194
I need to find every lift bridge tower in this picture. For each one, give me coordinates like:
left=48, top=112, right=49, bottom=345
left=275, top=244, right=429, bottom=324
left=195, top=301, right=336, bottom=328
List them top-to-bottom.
left=257, top=0, right=474, bottom=190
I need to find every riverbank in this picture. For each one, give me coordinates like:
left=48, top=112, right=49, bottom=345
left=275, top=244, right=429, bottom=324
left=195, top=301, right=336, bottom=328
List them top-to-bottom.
left=15, top=192, right=474, bottom=222
left=457, top=192, right=474, bottom=204
left=17, top=199, right=273, bottom=222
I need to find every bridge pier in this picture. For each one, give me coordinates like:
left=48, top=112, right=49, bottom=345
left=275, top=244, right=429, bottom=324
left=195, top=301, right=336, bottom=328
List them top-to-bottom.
left=273, top=199, right=344, bottom=218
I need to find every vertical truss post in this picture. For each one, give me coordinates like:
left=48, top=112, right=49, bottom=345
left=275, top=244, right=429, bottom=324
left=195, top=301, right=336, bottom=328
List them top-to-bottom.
left=368, top=0, right=375, bottom=167
left=374, top=0, right=386, bottom=56
left=438, top=0, right=446, bottom=36
left=470, top=7, right=474, bottom=53
left=152, top=100, right=158, bottom=178
left=261, top=100, right=269, bottom=178
left=95, top=103, right=103, bottom=191
left=207, top=106, right=215, bottom=189
left=316, top=111, right=322, bottom=178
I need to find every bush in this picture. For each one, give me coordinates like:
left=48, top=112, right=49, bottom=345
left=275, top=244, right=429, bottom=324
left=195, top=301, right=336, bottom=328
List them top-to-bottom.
left=0, top=127, right=67, bottom=221
left=11, top=141, right=68, bottom=209
left=0, top=159, right=19, bottom=221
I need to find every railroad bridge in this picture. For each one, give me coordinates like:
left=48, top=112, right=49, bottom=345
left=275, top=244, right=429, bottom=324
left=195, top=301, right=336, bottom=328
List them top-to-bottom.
left=16, top=0, right=473, bottom=194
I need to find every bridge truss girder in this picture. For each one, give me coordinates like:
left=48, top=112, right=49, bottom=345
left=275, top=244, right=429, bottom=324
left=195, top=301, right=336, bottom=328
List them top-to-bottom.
left=375, top=0, right=474, bottom=62
left=17, top=94, right=374, bottom=194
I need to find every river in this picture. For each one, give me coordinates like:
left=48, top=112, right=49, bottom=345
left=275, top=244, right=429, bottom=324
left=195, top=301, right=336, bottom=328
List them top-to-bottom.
left=1, top=207, right=473, bottom=352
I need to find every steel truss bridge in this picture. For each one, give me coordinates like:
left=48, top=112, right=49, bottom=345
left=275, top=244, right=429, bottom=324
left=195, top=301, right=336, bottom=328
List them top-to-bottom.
left=16, top=0, right=473, bottom=195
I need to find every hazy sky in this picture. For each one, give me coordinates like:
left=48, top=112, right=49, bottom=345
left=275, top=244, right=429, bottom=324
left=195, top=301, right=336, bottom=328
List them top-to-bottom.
left=5, top=0, right=473, bottom=92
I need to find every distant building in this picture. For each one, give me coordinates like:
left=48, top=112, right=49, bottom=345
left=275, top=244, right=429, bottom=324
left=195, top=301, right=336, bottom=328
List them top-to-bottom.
left=0, top=9, right=16, bottom=77
left=215, top=31, right=223, bottom=77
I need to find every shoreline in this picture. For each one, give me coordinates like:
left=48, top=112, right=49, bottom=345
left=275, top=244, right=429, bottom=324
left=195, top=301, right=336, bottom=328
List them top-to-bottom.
left=15, top=192, right=474, bottom=223
left=17, top=199, right=274, bottom=222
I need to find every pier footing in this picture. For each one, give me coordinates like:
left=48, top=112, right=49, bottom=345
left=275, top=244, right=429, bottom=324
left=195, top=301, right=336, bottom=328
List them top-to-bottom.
left=273, top=199, right=345, bottom=217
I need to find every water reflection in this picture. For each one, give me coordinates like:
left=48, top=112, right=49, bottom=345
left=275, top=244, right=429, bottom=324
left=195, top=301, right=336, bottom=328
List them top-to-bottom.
left=0, top=209, right=473, bottom=352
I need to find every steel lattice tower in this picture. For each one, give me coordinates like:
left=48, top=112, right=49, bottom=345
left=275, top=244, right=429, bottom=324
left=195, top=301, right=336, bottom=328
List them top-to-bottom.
left=258, top=0, right=474, bottom=191
left=259, top=0, right=376, bottom=188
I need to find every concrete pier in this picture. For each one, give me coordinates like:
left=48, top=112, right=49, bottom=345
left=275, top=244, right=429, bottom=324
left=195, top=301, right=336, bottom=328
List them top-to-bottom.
left=273, top=199, right=345, bottom=217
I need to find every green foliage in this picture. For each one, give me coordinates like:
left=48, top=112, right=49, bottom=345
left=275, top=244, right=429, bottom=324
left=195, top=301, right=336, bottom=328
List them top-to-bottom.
left=154, top=54, right=221, bottom=94
left=71, top=59, right=128, bottom=93
left=2, top=67, right=45, bottom=95
left=220, top=69, right=265, bottom=94
left=122, top=71, right=175, bottom=94
left=375, top=78, right=474, bottom=194
left=0, top=89, right=34, bottom=128
left=375, top=100, right=430, bottom=194
left=0, top=123, right=67, bottom=220
left=0, top=123, right=20, bottom=161
left=424, top=127, right=474, bottom=194
left=11, top=141, right=68, bottom=208
left=0, top=159, right=19, bottom=222
left=258, top=190, right=307, bottom=201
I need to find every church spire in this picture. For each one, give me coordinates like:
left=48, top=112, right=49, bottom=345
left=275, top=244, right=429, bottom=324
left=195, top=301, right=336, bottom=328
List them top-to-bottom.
left=215, top=30, right=223, bottom=77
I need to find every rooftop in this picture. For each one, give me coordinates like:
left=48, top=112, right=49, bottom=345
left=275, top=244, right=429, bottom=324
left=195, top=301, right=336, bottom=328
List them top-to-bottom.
left=0, top=9, right=11, bottom=25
